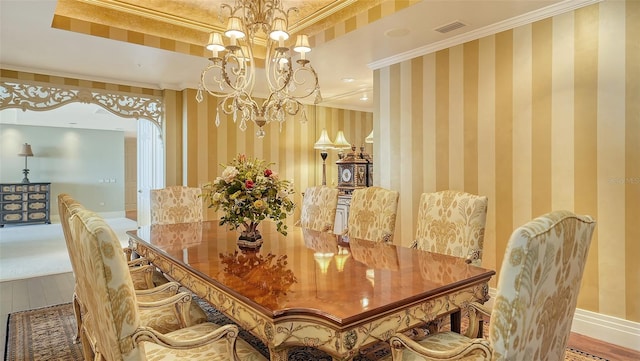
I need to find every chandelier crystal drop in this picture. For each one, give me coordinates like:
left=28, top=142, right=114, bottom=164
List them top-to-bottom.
left=197, top=0, right=322, bottom=138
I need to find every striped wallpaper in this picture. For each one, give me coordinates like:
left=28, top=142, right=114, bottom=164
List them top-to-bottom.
left=375, top=0, right=639, bottom=322
left=164, top=89, right=373, bottom=222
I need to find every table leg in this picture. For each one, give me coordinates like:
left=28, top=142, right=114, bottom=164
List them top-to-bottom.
left=450, top=310, right=461, bottom=333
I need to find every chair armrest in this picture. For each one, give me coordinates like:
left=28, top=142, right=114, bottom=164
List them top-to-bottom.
left=123, top=246, right=133, bottom=261
left=128, top=258, right=150, bottom=267
left=129, top=264, right=156, bottom=289
left=134, top=281, right=180, bottom=296
left=135, top=282, right=181, bottom=302
left=137, top=291, right=195, bottom=328
left=464, top=302, right=492, bottom=339
left=132, top=323, right=239, bottom=352
left=389, top=332, right=491, bottom=361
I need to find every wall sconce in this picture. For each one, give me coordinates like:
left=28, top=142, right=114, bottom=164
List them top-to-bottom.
left=314, top=129, right=334, bottom=186
left=332, top=130, right=351, bottom=159
left=18, top=143, right=34, bottom=184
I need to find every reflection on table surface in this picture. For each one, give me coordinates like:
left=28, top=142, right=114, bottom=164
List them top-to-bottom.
left=129, top=220, right=493, bottom=324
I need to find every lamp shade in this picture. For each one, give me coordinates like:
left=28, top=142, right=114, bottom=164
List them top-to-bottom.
left=225, top=17, right=246, bottom=39
left=269, top=18, right=289, bottom=41
left=206, top=32, right=225, bottom=51
left=293, top=35, right=311, bottom=53
left=314, top=129, right=334, bottom=150
left=365, top=129, right=373, bottom=144
left=333, top=131, right=351, bottom=150
left=18, top=143, right=33, bottom=157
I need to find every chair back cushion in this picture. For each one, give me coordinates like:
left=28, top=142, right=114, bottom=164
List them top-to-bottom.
left=150, top=186, right=203, bottom=225
left=300, top=186, right=339, bottom=232
left=347, top=187, right=399, bottom=243
left=413, top=190, right=488, bottom=265
left=57, top=194, right=86, bottom=277
left=71, top=209, right=143, bottom=361
left=489, top=210, right=595, bottom=360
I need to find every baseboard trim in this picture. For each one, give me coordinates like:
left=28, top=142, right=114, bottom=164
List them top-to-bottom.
left=488, top=288, right=639, bottom=351
left=572, top=308, right=640, bottom=351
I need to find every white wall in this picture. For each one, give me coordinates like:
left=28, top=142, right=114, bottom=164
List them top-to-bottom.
left=0, top=124, right=125, bottom=217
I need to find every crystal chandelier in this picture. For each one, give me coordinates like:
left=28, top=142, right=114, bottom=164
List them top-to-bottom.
left=196, top=0, right=322, bottom=138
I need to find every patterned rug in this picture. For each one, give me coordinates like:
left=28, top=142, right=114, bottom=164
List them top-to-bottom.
left=5, top=302, right=609, bottom=361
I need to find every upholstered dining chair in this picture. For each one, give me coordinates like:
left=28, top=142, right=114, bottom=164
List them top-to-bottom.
left=150, top=185, right=203, bottom=225
left=299, top=186, right=339, bottom=232
left=346, top=186, right=399, bottom=243
left=412, top=190, right=488, bottom=266
left=58, top=193, right=157, bottom=289
left=58, top=194, right=207, bottom=343
left=70, top=208, right=266, bottom=361
left=386, top=210, right=596, bottom=361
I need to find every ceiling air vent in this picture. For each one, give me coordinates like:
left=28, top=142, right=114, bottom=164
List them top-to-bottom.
left=435, top=21, right=466, bottom=34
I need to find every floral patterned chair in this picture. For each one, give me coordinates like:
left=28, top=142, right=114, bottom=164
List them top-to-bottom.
left=150, top=186, right=203, bottom=225
left=299, top=186, right=339, bottom=232
left=346, top=186, right=399, bottom=243
left=412, top=190, right=488, bottom=266
left=59, top=195, right=207, bottom=344
left=70, top=208, right=266, bottom=361
left=386, top=210, right=596, bottom=361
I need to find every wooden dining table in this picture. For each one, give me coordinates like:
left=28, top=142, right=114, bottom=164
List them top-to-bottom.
left=127, top=221, right=495, bottom=361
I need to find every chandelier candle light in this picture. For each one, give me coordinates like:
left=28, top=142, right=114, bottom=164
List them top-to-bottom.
left=197, top=0, right=322, bottom=138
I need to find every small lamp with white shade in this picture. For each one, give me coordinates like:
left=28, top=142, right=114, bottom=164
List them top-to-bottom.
left=314, top=129, right=334, bottom=186
left=332, top=130, right=351, bottom=159
left=18, top=143, right=34, bottom=184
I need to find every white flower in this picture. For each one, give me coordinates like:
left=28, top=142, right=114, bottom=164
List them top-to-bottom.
left=221, top=166, right=238, bottom=182
left=214, top=177, right=223, bottom=184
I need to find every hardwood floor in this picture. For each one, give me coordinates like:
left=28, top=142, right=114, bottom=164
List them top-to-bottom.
left=1, top=272, right=638, bottom=360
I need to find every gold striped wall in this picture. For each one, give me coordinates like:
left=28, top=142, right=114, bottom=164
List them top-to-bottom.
left=375, top=0, right=640, bottom=322
left=166, top=90, right=372, bottom=222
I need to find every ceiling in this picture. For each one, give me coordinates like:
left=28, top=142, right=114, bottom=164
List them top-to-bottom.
left=1, top=0, right=590, bottom=132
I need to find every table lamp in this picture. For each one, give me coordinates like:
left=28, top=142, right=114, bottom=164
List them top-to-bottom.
left=314, top=129, right=334, bottom=185
left=332, top=130, right=351, bottom=159
left=18, top=143, right=34, bottom=184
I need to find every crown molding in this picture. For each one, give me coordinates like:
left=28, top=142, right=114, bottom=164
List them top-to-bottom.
left=368, top=0, right=602, bottom=70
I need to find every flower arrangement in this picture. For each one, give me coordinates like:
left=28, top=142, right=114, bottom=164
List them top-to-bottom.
left=203, top=154, right=295, bottom=238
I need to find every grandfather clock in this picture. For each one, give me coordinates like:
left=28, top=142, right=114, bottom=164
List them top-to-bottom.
left=336, top=145, right=373, bottom=195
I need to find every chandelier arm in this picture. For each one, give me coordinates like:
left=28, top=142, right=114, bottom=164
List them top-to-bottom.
left=197, top=0, right=320, bottom=137
left=263, top=40, right=292, bottom=94
left=284, top=66, right=319, bottom=99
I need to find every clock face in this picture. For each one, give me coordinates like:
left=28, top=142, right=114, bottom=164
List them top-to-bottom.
left=341, top=168, right=352, bottom=183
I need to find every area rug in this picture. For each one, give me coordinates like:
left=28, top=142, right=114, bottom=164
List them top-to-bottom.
left=5, top=302, right=609, bottom=361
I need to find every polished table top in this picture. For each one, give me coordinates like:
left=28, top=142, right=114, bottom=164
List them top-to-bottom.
left=128, top=220, right=495, bottom=328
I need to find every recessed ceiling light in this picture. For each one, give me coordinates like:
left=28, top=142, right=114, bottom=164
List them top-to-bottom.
left=384, top=28, right=410, bottom=38
left=341, top=77, right=355, bottom=83
left=360, top=93, right=369, bottom=101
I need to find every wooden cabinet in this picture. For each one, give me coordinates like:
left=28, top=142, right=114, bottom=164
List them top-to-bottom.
left=0, top=183, right=51, bottom=227
left=333, top=194, right=351, bottom=235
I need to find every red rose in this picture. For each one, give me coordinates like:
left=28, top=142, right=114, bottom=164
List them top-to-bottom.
left=264, top=169, right=273, bottom=177
left=245, top=179, right=254, bottom=189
